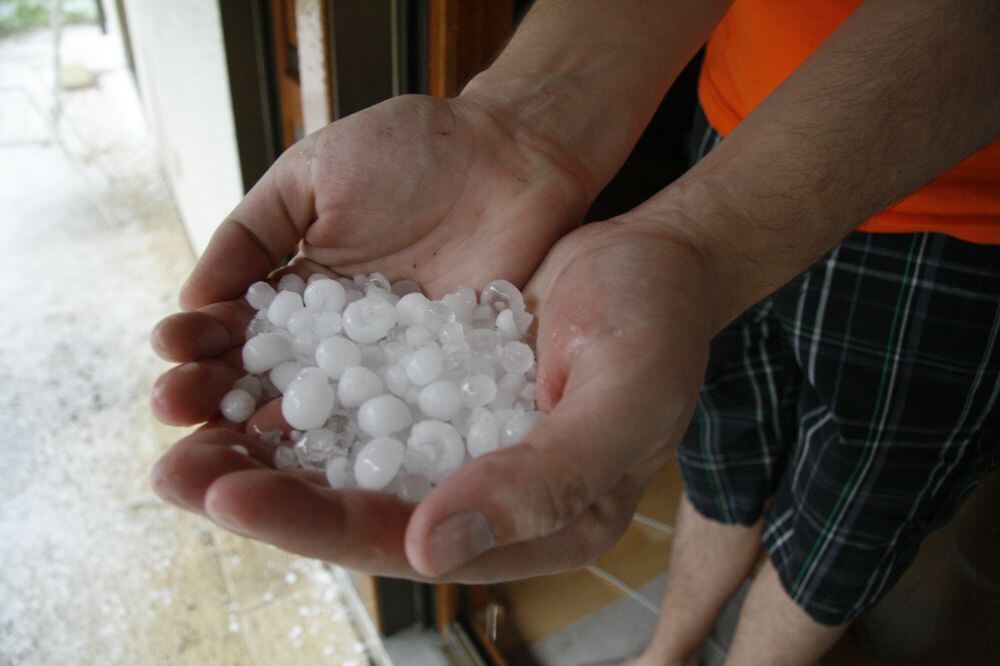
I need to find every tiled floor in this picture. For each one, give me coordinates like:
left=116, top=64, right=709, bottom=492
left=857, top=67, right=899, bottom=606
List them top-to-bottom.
left=0, top=23, right=380, bottom=665
left=490, top=462, right=682, bottom=664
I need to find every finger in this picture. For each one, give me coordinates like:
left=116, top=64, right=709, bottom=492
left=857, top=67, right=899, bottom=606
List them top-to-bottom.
left=180, top=141, right=317, bottom=310
left=151, top=300, right=255, bottom=362
left=405, top=349, right=684, bottom=577
left=150, top=361, right=240, bottom=425
left=245, top=398, right=291, bottom=436
left=151, top=429, right=271, bottom=511
left=199, top=454, right=651, bottom=582
left=203, top=469, right=417, bottom=576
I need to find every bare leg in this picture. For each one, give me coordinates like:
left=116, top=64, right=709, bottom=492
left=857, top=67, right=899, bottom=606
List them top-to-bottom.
left=627, top=492, right=764, bottom=666
left=723, top=558, right=847, bottom=666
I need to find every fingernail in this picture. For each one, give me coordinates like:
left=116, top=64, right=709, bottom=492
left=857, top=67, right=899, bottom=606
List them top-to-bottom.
left=427, top=510, right=495, bottom=575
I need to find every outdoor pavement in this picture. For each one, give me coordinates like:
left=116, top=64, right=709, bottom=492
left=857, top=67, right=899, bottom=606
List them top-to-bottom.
left=0, top=22, right=383, bottom=665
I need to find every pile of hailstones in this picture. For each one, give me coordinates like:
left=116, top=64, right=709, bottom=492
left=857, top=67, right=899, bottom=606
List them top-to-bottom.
left=219, top=273, right=543, bottom=503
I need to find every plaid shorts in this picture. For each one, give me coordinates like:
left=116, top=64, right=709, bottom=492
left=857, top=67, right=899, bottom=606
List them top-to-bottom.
left=676, top=110, right=1000, bottom=625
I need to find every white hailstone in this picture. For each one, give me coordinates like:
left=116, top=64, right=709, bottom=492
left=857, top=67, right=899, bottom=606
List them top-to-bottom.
left=239, top=272, right=539, bottom=493
left=277, top=273, right=306, bottom=294
left=307, top=273, right=331, bottom=284
left=363, top=273, right=391, bottom=292
left=304, top=278, right=347, bottom=313
left=481, top=279, right=525, bottom=313
left=391, top=280, right=421, bottom=297
left=246, top=281, right=277, bottom=310
left=365, top=286, right=398, bottom=305
left=441, top=286, right=477, bottom=323
left=267, top=290, right=304, bottom=327
left=395, top=292, right=430, bottom=326
left=342, top=297, right=397, bottom=344
left=422, top=302, right=453, bottom=334
left=473, top=304, right=495, bottom=321
left=286, top=309, right=315, bottom=336
left=495, top=309, right=518, bottom=341
left=313, top=310, right=343, bottom=337
left=514, top=310, right=534, bottom=337
left=245, top=312, right=275, bottom=338
left=438, top=321, right=465, bottom=345
left=405, top=325, right=433, bottom=348
left=466, top=329, right=501, bottom=363
left=242, top=331, right=295, bottom=373
left=293, top=331, right=319, bottom=359
left=315, top=335, right=361, bottom=379
left=383, top=340, right=410, bottom=364
left=441, top=341, right=472, bottom=378
left=406, top=342, right=443, bottom=386
left=361, top=345, right=386, bottom=370
left=468, top=355, right=496, bottom=379
left=270, top=361, right=305, bottom=394
left=384, top=364, right=410, bottom=397
left=296, top=366, right=329, bottom=382
left=337, top=366, right=384, bottom=408
left=498, top=372, right=527, bottom=396
left=460, top=373, right=497, bottom=408
left=491, top=374, right=525, bottom=411
left=233, top=375, right=262, bottom=400
left=282, top=376, right=336, bottom=430
left=418, top=380, right=464, bottom=421
left=221, top=389, right=256, bottom=422
left=489, top=389, right=516, bottom=411
left=357, top=394, right=413, bottom=438
left=450, top=407, right=473, bottom=434
left=466, top=408, right=499, bottom=458
left=500, top=410, right=545, bottom=446
left=325, top=411, right=358, bottom=450
left=405, top=421, right=465, bottom=482
left=294, top=428, right=339, bottom=468
left=259, top=429, right=283, bottom=446
left=354, top=437, right=405, bottom=490
left=230, top=444, right=249, bottom=455
left=275, top=446, right=298, bottom=470
left=325, top=456, right=353, bottom=489
left=394, top=473, right=432, bottom=503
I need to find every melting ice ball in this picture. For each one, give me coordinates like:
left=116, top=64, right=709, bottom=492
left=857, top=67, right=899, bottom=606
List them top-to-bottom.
left=223, top=272, right=543, bottom=501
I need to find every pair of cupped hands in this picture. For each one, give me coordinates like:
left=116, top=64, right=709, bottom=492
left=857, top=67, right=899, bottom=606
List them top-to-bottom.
left=151, top=94, right=713, bottom=582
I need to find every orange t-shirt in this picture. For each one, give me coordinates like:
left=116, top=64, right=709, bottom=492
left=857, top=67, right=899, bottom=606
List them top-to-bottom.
left=698, top=0, right=1000, bottom=244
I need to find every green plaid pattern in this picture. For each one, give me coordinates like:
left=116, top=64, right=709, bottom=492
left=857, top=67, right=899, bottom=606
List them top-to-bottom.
left=677, top=112, right=1000, bottom=625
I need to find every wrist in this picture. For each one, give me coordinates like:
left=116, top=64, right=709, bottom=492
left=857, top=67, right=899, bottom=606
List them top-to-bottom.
left=458, top=71, right=606, bottom=202
left=611, top=208, right=732, bottom=337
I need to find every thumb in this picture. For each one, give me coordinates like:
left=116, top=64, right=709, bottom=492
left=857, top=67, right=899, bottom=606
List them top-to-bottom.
left=180, top=139, right=317, bottom=310
left=404, top=357, right=686, bottom=577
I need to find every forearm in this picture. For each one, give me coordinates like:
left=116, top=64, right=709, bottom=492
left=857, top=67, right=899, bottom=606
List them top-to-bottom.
left=461, top=0, right=731, bottom=199
left=640, top=0, right=1000, bottom=332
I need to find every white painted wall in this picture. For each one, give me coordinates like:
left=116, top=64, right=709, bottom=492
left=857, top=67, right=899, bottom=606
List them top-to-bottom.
left=121, top=0, right=243, bottom=256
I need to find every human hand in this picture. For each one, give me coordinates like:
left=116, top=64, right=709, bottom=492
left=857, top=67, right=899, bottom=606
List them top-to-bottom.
left=149, top=91, right=598, bottom=578
left=179, top=93, right=590, bottom=312
left=150, top=212, right=717, bottom=582
left=405, top=215, right=716, bottom=576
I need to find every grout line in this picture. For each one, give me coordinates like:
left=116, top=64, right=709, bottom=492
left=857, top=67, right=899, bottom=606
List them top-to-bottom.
left=631, top=513, right=675, bottom=535
left=209, top=528, right=265, bottom=666
left=328, top=565, right=394, bottom=666
left=585, top=566, right=660, bottom=615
